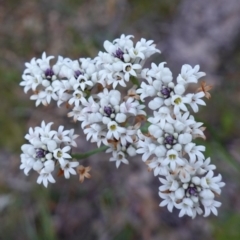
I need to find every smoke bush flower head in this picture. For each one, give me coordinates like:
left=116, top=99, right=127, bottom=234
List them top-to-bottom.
left=19, top=34, right=225, bottom=219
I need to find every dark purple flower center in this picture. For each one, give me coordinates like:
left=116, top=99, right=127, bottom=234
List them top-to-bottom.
left=113, top=48, right=124, bottom=61
left=45, top=68, right=54, bottom=79
left=74, top=70, right=83, bottom=79
left=161, top=87, right=172, bottom=98
left=104, top=106, right=114, bottom=117
left=164, top=135, right=175, bottom=146
left=35, top=148, right=48, bottom=159
left=187, top=186, right=198, bottom=196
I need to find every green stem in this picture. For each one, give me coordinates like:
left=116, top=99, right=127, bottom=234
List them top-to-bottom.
left=130, top=76, right=140, bottom=88
left=140, top=121, right=150, bottom=133
left=71, top=146, right=108, bottom=160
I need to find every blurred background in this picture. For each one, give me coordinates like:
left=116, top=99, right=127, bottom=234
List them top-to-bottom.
left=1, top=0, right=240, bottom=239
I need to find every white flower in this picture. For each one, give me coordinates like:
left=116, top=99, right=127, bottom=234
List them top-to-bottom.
left=137, top=38, right=160, bottom=58
left=128, top=44, right=146, bottom=60
left=148, top=62, right=173, bottom=83
left=122, top=63, right=141, bottom=81
left=177, top=64, right=206, bottom=85
left=111, top=72, right=126, bottom=88
left=20, top=74, right=42, bottom=93
left=137, top=82, right=157, bottom=101
left=68, top=90, right=86, bottom=107
left=30, top=91, right=48, bottom=106
left=186, top=91, right=206, bottom=112
left=171, top=95, right=189, bottom=114
left=82, top=96, right=100, bottom=113
left=120, top=97, right=140, bottom=116
left=148, top=97, right=164, bottom=110
left=67, top=106, right=83, bottom=122
left=148, top=106, right=175, bottom=129
left=174, top=112, right=195, bottom=132
left=37, top=121, right=56, bottom=144
left=106, top=121, right=125, bottom=140
left=84, top=124, right=102, bottom=142
left=148, top=124, right=163, bottom=139
left=53, top=126, right=70, bottom=143
left=25, top=127, right=39, bottom=143
left=119, top=128, right=135, bottom=146
left=66, top=129, right=78, bottom=148
left=178, top=133, right=192, bottom=145
left=136, top=141, right=156, bottom=162
left=184, top=143, right=205, bottom=163
left=53, top=146, right=72, bottom=165
left=162, top=149, right=185, bottom=171
left=110, top=151, right=129, bottom=168
left=20, top=153, right=34, bottom=175
left=148, top=157, right=168, bottom=176
left=197, top=157, right=216, bottom=175
left=42, top=160, right=55, bottom=173
left=61, top=160, right=79, bottom=179
left=174, top=161, right=196, bottom=183
left=200, top=171, right=225, bottom=194
left=37, top=172, right=56, bottom=188
left=159, top=175, right=179, bottom=192
left=159, top=192, right=176, bottom=212
left=175, top=198, right=194, bottom=217
left=202, top=199, right=221, bottom=217
left=191, top=204, right=203, bottom=219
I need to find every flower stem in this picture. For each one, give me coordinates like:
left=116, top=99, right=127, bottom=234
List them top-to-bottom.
left=130, top=76, right=140, bottom=88
left=71, top=146, right=108, bottom=160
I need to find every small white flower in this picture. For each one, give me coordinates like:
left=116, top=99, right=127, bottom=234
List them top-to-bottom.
left=148, top=62, right=173, bottom=83
left=122, top=63, right=141, bottom=81
left=177, top=64, right=205, bottom=85
left=137, top=82, right=156, bottom=101
left=68, top=90, right=86, bottom=107
left=30, top=91, right=48, bottom=106
left=186, top=91, right=206, bottom=112
left=171, top=95, right=189, bottom=114
left=67, top=106, right=83, bottom=122
left=148, top=106, right=175, bottom=129
left=106, top=121, right=125, bottom=140
left=84, top=124, right=102, bottom=142
left=53, top=125, right=70, bottom=144
left=67, top=129, right=79, bottom=148
left=178, top=133, right=192, bottom=145
left=136, top=141, right=156, bottom=162
left=184, top=143, right=205, bottom=163
left=53, top=146, right=72, bottom=165
left=162, top=149, right=185, bottom=171
left=110, top=151, right=129, bottom=168
left=20, top=154, right=34, bottom=175
left=148, top=157, right=168, bottom=176
left=197, top=157, right=216, bottom=175
left=42, top=160, right=55, bottom=173
left=61, top=160, right=79, bottom=179
left=200, top=171, right=225, bottom=194
left=37, top=172, right=55, bottom=188
left=159, top=175, right=179, bottom=192
left=159, top=192, right=176, bottom=212
left=175, top=198, right=194, bottom=217
left=202, top=199, right=221, bottom=217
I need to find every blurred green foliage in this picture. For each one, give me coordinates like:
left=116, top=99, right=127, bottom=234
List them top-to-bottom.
left=0, top=67, right=27, bottom=151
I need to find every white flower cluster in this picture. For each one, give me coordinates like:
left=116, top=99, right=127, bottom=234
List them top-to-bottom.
left=20, top=34, right=225, bottom=218
left=136, top=63, right=225, bottom=218
left=20, top=121, right=79, bottom=187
